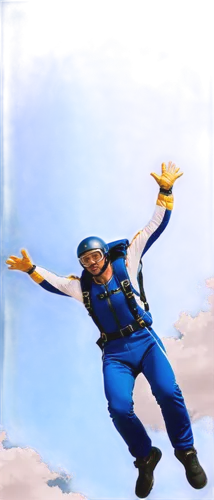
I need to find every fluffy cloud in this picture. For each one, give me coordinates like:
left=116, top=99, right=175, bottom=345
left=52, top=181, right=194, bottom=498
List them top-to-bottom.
left=134, top=278, right=214, bottom=429
left=0, top=432, right=85, bottom=500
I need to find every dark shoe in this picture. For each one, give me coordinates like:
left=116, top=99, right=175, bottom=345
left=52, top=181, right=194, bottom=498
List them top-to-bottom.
left=134, top=446, right=162, bottom=498
left=175, top=447, right=207, bottom=489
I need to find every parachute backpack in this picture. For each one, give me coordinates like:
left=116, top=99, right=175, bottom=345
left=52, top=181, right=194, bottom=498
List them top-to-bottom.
left=80, top=239, right=150, bottom=348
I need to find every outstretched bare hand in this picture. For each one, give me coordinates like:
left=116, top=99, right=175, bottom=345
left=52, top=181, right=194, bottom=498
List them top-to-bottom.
left=150, top=161, right=183, bottom=189
left=6, top=249, right=33, bottom=272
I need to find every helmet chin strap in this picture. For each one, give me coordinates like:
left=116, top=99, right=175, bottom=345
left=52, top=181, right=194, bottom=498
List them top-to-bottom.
left=94, top=254, right=110, bottom=277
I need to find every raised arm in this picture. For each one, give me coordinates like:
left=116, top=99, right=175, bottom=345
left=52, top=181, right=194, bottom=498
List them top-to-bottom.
left=126, top=161, right=183, bottom=270
left=6, top=249, right=83, bottom=302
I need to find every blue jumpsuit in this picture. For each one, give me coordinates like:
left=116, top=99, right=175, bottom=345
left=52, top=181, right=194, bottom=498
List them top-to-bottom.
left=30, top=203, right=194, bottom=459
left=90, top=274, right=193, bottom=458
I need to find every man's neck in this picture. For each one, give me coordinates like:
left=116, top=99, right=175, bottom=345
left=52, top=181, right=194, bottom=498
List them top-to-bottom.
left=93, top=263, right=113, bottom=285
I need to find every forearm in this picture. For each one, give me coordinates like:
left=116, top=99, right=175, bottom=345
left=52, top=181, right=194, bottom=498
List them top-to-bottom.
left=141, top=186, right=174, bottom=255
left=156, top=188, right=174, bottom=211
left=127, top=192, right=172, bottom=263
left=27, top=265, right=83, bottom=301
left=26, top=266, right=44, bottom=283
left=27, top=266, right=70, bottom=297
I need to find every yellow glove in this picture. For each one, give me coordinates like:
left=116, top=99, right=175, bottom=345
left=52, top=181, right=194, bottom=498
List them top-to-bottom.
left=151, top=161, right=183, bottom=189
left=6, top=249, right=34, bottom=272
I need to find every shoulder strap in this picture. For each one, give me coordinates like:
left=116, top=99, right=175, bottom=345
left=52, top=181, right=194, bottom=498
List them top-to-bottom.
left=109, top=239, right=149, bottom=311
left=111, top=258, right=145, bottom=327
left=137, top=260, right=149, bottom=311
left=80, top=270, right=104, bottom=333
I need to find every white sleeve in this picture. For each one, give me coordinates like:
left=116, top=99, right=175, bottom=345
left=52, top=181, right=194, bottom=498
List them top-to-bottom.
left=126, top=205, right=170, bottom=292
left=34, top=266, right=83, bottom=302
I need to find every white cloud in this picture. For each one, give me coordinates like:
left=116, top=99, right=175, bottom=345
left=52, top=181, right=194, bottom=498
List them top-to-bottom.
left=134, top=278, right=214, bottom=429
left=0, top=432, right=85, bottom=500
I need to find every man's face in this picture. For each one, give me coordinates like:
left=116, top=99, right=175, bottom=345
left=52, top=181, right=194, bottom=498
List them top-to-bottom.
left=80, top=249, right=105, bottom=275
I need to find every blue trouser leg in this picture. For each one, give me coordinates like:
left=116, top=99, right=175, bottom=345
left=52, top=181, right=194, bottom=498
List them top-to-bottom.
left=103, top=328, right=194, bottom=458
left=141, top=333, right=194, bottom=450
left=103, top=356, right=152, bottom=458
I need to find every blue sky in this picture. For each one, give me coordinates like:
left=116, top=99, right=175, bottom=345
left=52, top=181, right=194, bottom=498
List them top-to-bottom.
left=1, top=1, right=214, bottom=498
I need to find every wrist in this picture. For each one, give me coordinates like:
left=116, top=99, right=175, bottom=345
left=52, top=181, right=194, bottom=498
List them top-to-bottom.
left=159, top=186, right=173, bottom=195
left=157, top=192, right=174, bottom=210
left=26, top=265, right=36, bottom=274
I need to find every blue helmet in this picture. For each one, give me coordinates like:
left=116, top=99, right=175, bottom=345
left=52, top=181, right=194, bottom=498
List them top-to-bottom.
left=77, top=236, right=109, bottom=258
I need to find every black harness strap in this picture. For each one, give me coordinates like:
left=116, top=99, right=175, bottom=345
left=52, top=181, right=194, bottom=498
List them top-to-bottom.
left=111, top=259, right=147, bottom=328
left=137, top=260, right=149, bottom=311
left=81, top=272, right=105, bottom=335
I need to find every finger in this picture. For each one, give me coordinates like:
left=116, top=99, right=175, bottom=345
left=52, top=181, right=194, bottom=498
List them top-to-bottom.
left=168, top=161, right=174, bottom=173
left=161, top=163, right=166, bottom=173
left=175, top=167, right=180, bottom=174
left=175, top=171, right=183, bottom=179
left=150, top=172, right=161, bottom=183
left=21, top=249, right=29, bottom=259
left=6, top=255, right=20, bottom=264
left=9, top=255, right=20, bottom=261
left=8, top=264, right=16, bottom=270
